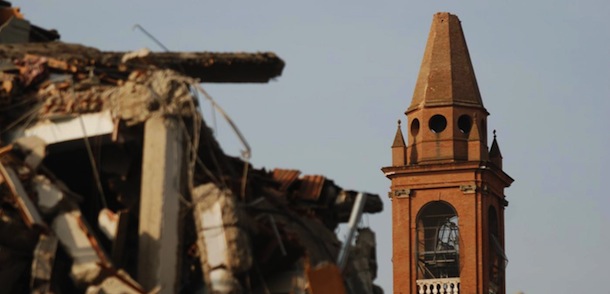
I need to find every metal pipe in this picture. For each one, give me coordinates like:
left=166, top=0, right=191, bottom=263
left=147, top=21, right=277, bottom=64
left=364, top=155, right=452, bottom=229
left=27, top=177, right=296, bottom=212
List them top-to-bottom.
left=337, top=192, right=366, bottom=271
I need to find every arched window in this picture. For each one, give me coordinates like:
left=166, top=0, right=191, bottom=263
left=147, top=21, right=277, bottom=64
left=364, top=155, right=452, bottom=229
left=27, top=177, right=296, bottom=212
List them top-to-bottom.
left=416, top=201, right=460, bottom=279
left=488, top=207, right=507, bottom=293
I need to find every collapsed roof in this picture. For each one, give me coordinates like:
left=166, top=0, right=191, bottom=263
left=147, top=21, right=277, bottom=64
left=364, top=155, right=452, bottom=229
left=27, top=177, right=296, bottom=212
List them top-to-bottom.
left=0, top=3, right=383, bottom=294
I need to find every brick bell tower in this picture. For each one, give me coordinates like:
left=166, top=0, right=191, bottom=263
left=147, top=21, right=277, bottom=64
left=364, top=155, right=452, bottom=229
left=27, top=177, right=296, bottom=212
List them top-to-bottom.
left=382, top=13, right=513, bottom=294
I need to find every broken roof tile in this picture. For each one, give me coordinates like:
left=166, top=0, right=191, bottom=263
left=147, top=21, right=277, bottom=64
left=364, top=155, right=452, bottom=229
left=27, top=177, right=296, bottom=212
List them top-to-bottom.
left=272, top=168, right=301, bottom=192
left=297, top=175, right=326, bottom=201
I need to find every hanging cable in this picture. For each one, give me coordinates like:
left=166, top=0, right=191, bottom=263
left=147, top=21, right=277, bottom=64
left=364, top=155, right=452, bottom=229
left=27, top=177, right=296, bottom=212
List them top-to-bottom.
left=132, top=24, right=170, bottom=52
left=190, top=83, right=251, bottom=199
left=190, top=84, right=251, bottom=160
left=0, top=102, right=44, bottom=134
left=78, top=115, right=108, bottom=208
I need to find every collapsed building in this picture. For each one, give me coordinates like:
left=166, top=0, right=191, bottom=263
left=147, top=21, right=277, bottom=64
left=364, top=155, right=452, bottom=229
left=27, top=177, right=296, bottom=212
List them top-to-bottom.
left=0, top=3, right=383, bottom=294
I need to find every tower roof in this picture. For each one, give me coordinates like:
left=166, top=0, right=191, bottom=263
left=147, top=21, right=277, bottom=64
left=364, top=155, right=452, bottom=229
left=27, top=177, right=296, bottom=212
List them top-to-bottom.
left=407, top=12, right=485, bottom=113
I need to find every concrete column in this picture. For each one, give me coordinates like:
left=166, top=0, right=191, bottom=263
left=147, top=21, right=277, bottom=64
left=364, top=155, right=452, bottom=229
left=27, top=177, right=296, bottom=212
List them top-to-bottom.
left=138, top=116, right=184, bottom=293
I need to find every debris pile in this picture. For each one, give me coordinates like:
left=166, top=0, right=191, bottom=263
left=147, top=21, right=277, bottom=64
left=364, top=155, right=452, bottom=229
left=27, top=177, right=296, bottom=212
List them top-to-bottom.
left=0, top=4, right=383, bottom=293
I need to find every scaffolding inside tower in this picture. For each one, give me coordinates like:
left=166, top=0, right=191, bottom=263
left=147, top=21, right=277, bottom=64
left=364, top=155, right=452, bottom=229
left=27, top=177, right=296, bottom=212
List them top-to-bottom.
left=417, top=208, right=460, bottom=279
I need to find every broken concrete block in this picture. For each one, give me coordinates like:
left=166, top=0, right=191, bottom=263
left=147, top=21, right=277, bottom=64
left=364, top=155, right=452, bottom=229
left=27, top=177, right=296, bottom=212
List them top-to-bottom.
left=14, top=136, right=46, bottom=169
left=33, top=175, right=64, bottom=215
left=192, top=183, right=252, bottom=293
left=98, top=208, right=117, bottom=241
left=52, top=210, right=103, bottom=285
left=344, top=228, right=378, bottom=294
left=355, top=228, right=377, bottom=279
left=30, top=234, right=58, bottom=293
left=209, top=268, right=241, bottom=294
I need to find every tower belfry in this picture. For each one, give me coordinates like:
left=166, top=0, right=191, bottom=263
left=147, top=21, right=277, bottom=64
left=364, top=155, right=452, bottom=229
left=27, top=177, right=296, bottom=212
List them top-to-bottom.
left=382, top=12, right=513, bottom=294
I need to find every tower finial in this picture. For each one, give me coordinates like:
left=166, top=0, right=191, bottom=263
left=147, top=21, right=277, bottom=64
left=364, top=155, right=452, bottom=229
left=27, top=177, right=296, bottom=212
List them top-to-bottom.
left=398, top=119, right=401, bottom=126
left=493, top=129, right=497, bottom=139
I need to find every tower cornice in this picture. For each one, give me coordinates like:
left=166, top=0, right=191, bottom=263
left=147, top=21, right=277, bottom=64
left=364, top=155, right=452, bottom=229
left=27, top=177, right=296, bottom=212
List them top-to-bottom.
left=382, top=161, right=513, bottom=188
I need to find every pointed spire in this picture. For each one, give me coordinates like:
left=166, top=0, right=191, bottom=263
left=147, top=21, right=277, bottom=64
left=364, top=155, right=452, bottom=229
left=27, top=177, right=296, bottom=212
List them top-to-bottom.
left=408, top=12, right=485, bottom=113
left=392, top=120, right=406, bottom=147
left=392, top=120, right=407, bottom=166
left=489, top=130, right=503, bottom=168
left=489, top=130, right=502, bottom=158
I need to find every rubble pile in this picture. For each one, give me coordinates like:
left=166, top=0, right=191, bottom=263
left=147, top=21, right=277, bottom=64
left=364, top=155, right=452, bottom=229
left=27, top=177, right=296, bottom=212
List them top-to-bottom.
left=0, top=3, right=383, bottom=294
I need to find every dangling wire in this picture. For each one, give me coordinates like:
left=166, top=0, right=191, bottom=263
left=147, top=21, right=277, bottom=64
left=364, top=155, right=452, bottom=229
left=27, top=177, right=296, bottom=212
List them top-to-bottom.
left=132, top=24, right=170, bottom=52
left=190, top=83, right=252, bottom=200
left=191, top=84, right=251, bottom=160
left=188, top=86, right=227, bottom=190
left=0, top=95, right=37, bottom=111
left=0, top=102, right=44, bottom=134
left=78, top=115, right=107, bottom=208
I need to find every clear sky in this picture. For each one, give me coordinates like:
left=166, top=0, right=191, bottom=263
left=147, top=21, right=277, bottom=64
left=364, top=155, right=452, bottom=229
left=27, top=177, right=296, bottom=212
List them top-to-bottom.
left=18, top=1, right=610, bottom=293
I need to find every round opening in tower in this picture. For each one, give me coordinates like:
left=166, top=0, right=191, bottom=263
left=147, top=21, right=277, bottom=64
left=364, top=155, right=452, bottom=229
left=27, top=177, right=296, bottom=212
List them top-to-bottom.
left=429, top=115, right=447, bottom=133
left=458, top=115, right=472, bottom=134
left=411, top=118, right=420, bottom=136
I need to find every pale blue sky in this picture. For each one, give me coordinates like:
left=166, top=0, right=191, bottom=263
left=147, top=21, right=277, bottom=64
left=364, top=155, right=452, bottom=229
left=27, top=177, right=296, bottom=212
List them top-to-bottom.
left=19, top=1, right=610, bottom=293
